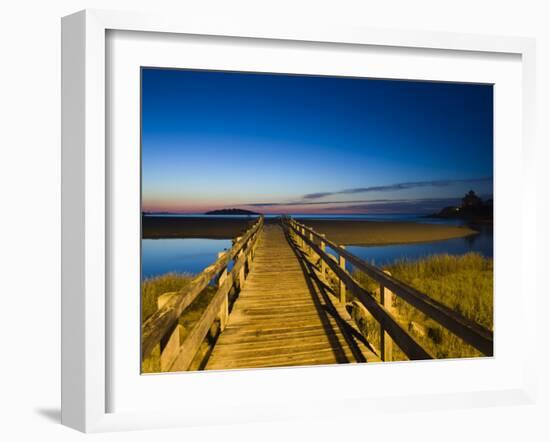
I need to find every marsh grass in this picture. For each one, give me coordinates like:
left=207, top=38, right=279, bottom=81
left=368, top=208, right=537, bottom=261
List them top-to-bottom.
left=352, top=253, right=493, bottom=360
left=141, top=272, right=219, bottom=373
left=141, top=272, right=194, bottom=323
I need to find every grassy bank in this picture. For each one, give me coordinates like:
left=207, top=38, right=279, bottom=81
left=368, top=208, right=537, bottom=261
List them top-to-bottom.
left=352, top=253, right=493, bottom=359
left=141, top=272, right=193, bottom=323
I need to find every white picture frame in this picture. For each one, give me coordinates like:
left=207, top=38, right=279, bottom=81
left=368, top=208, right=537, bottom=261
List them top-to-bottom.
left=61, top=9, right=537, bottom=433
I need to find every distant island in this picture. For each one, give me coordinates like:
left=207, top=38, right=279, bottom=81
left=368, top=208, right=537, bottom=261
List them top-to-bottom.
left=204, top=208, right=260, bottom=216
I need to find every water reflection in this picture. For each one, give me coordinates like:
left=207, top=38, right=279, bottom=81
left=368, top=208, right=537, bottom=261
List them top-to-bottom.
left=345, top=222, right=493, bottom=267
left=142, top=238, right=232, bottom=278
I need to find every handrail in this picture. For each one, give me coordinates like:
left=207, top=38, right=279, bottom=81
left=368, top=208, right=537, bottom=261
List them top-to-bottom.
left=142, top=216, right=264, bottom=361
left=283, top=217, right=493, bottom=358
left=166, top=221, right=263, bottom=371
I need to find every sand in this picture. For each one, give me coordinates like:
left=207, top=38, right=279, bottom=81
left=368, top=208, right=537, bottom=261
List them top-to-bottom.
left=142, top=215, right=477, bottom=245
left=142, top=216, right=255, bottom=239
left=296, top=219, right=477, bottom=246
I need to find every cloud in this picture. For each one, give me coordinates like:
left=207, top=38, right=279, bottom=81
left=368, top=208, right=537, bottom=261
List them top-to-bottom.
left=302, top=177, right=493, bottom=200
left=300, top=192, right=334, bottom=200
left=244, top=194, right=493, bottom=214
left=322, top=197, right=465, bottom=213
left=246, top=198, right=398, bottom=208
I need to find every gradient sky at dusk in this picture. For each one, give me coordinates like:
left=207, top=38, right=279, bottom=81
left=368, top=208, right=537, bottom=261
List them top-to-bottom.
left=141, top=68, right=493, bottom=214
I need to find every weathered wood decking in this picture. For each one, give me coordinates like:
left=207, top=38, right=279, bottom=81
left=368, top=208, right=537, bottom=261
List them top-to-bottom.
left=206, top=224, right=379, bottom=370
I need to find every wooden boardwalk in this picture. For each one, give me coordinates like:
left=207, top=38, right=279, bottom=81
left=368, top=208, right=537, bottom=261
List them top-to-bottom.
left=206, top=224, right=379, bottom=370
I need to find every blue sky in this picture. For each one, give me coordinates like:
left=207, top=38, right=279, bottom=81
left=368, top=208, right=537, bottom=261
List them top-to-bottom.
left=141, top=68, right=493, bottom=214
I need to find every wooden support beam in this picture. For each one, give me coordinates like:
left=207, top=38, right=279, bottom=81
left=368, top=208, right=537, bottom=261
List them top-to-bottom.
left=320, top=234, right=326, bottom=281
left=245, top=239, right=253, bottom=271
left=339, top=247, right=346, bottom=304
left=238, top=250, right=245, bottom=288
left=218, top=268, right=229, bottom=331
left=380, top=270, right=394, bottom=361
left=160, top=324, right=182, bottom=372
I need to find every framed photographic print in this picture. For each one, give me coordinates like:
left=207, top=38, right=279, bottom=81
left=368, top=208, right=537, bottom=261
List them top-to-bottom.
left=61, top=9, right=537, bottom=433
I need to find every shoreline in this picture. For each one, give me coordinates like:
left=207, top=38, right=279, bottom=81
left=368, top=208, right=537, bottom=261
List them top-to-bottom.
left=424, top=214, right=493, bottom=225
left=143, top=216, right=478, bottom=246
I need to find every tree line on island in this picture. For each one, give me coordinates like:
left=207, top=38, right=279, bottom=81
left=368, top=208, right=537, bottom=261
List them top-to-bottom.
left=431, top=190, right=493, bottom=220
left=204, top=208, right=260, bottom=216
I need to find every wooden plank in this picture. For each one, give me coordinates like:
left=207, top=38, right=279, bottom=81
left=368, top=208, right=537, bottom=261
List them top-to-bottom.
left=234, top=299, right=315, bottom=307
left=230, top=307, right=323, bottom=317
left=217, top=323, right=328, bottom=339
left=215, top=329, right=342, bottom=345
left=212, top=340, right=348, bottom=359
left=207, top=347, right=352, bottom=370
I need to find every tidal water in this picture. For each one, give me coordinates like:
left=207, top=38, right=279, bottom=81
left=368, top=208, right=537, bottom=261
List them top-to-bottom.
left=141, top=214, right=493, bottom=278
left=343, top=222, right=492, bottom=267
left=141, top=238, right=232, bottom=279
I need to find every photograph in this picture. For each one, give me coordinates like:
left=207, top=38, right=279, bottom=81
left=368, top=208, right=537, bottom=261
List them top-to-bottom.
left=140, top=68, right=494, bottom=373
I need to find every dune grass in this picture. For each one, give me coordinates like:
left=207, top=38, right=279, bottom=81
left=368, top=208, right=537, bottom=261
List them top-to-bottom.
left=352, top=252, right=493, bottom=359
left=141, top=272, right=221, bottom=373
left=141, top=272, right=194, bottom=323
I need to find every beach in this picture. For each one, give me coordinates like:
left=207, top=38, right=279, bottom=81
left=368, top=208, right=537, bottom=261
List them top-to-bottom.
left=142, top=216, right=477, bottom=245
left=297, top=218, right=477, bottom=246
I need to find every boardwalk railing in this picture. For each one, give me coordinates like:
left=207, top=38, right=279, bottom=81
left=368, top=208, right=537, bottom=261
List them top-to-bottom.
left=142, top=216, right=264, bottom=372
left=282, top=217, right=493, bottom=361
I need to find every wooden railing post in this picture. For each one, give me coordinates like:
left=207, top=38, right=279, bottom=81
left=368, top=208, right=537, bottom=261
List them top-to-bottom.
left=252, top=229, right=259, bottom=256
left=320, top=234, right=326, bottom=280
left=246, top=238, right=253, bottom=271
left=339, top=246, right=346, bottom=304
left=238, top=249, right=245, bottom=288
left=217, top=251, right=229, bottom=331
left=218, top=267, right=229, bottom=331
left=379, top=270, right=395, bottom=361
left=154, top=294, right=183, bottom=371
left=159, top=324, right=182, bottom=372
